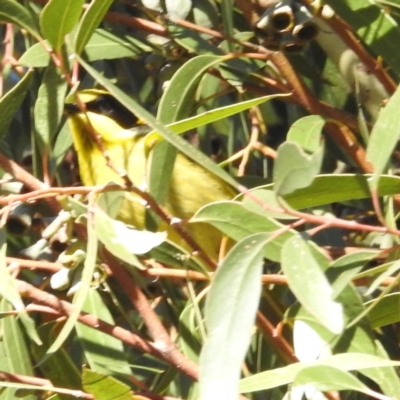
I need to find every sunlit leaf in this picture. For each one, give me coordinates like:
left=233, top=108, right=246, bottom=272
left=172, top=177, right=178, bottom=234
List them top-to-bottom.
left=200, top=233, right=267, bottom=400
left=282, top=235, right=344, bottom=334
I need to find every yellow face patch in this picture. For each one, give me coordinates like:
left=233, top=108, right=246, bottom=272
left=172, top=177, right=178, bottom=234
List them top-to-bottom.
left=81, top=112, right=150, bottom=144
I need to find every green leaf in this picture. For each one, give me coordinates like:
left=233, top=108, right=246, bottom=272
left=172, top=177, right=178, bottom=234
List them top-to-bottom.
left=0, top=0, right=40, bottom=40
left=40, top=0, right=85, bottom=51
left=74, top=0, right=114, bottom=54
left=142, top=0, right=192, bottom=19
left=192, top=0, right=219, bottom=30
left=220, top=0, right=235, bottom=48
left=168, top=23, right=222, bottom=54
left=19, top=29, right=152, bottom=67
left=83, top=29, right=152, bottom=61
left=18, top=42, right=51, bottom=67
left=157, top=55, right=228, bottom=123
left=34, top=64, right=68, bottom=150
left=0, top=70, right=32, bottom=139
left=367, top=84, right=400, bottom=190
left=146, top=93, right=289, bottom=143
left=287, top=115, right=326, bottom=153
left=148, top=140, right=177, bottom=208
left=273, top=142, right=324, bottom=196
left=244, top=173, right=400, bottom=213
left=282, top=174, right=400, bottom=210
left=241, top=188, right=297, bottom=220
left=96, top=189, right=125, bottom=219
left=192, top=201, right=295, bottom=262
left=94, top=208, right=157, bottom=269
left=200, top=233, right=267, bottom=400
left=282, top=235, right=344, bottom=334
left=149, top=240, right=206, bottom=271
left=329, top=250, right=379, bottom=298
left=364, top=260, right=400, bottom=296
left=76, top=288, right=132, bottom=376
left=366, top=293, right=400, bottom=328
left=0, top=299, right=36, bottom=400
left=31, top=322, right=82, bottom=392
left=367, top=341, right=400, bottom=397
left=239, top=353, right=400, bottom=393
left=294, top=365, right=378, bottom=396
left=82, top=369, right=134, bottom=400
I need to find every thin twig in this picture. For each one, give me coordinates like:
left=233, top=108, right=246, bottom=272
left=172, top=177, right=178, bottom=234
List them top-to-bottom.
left=102, top=251, right=200, bottom=381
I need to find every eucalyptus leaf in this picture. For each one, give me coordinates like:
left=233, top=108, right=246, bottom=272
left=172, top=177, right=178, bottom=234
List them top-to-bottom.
left=40, top=0, right=85, bottom=51
left=74, top=0, right=114, bottom=54
left=0, top=70, right=32, bottom=139
left=367, top=84, right=400, bottom=190
left=274, top=142, right=324, bottom=196
left=200, top=233, right=267, bottom=400
left=281, top=235, right=344, bottom=334
left=240, top=353, right=400, bottom=393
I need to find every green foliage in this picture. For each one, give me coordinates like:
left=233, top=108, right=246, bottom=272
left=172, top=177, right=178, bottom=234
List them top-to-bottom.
left=1, top=0, right=400, bottom=399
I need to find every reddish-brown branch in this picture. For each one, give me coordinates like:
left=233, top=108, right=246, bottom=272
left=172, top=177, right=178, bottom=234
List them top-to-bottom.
left=0, top=153, right=61, bottom=213
left=102, top=252, right=200, bottom=380
left=5, top=255, right=396, bottom=286
left=7, top=257, right=62, bottom=272
left=16, top=280, right=183, bottom=367
left=256, top=312, right=298, bottom=364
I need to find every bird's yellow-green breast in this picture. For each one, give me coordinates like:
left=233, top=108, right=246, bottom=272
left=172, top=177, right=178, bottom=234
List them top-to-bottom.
left=66, top=90, right=235, bottom=258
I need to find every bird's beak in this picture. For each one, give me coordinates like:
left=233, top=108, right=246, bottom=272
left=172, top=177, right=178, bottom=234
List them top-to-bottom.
left=64, top=102, right=81, bottom=115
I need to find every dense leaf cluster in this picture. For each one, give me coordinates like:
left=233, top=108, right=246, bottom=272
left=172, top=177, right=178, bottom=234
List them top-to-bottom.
left=0, top=0, right=400, bottom=399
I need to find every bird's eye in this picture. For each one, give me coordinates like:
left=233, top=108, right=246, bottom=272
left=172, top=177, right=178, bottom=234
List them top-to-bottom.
left=86, top=95, right=140, bottom=129
left=91, top=95, right=115, bottom=115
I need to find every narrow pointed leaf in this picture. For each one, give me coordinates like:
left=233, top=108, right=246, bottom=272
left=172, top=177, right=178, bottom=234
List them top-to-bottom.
left=40, top=0, right=85, bottom=51
left=74, top=0, right=114, bottom=54
left=367, top=85, right=400, bottom=190
left=199, top=233, right=267, bottom=400
left=282, top=235, right=344, bottom=334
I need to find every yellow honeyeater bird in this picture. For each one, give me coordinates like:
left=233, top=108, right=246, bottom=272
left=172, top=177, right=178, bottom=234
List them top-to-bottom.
left=65, top=89, right=235, bottom=258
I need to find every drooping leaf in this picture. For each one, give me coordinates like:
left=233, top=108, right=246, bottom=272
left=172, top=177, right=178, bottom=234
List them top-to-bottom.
left=34, top=64, right=68, bottom=150
left=287, top=115, right=325, bottom=153
left=274, top=142, right=324, bottom=196
left=192, top=201, right=295, bottom=262
left=200, top=233, right=267, bottom=400
left=281, top=235, right=344, bottom=334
